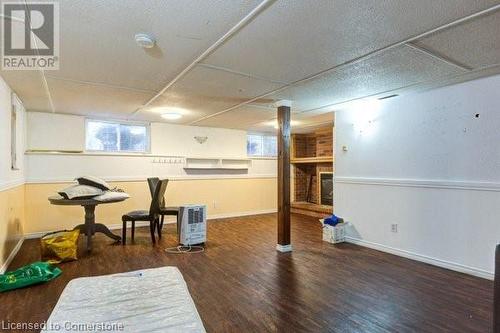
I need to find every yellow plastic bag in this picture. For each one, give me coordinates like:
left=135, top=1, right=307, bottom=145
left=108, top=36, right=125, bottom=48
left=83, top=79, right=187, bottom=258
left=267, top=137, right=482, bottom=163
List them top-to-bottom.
left=41, top=230, right=80, bottom=264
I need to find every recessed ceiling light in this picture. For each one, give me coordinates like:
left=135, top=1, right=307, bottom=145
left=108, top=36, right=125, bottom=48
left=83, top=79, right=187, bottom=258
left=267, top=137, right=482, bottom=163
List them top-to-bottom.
left=135, top=33, right=156, bottom=49
left=161, top=112, right=182, bottom=120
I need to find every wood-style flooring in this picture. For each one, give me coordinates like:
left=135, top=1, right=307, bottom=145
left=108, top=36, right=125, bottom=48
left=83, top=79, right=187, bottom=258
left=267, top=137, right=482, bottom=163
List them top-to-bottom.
left=1, top=213, right=493, bottom=332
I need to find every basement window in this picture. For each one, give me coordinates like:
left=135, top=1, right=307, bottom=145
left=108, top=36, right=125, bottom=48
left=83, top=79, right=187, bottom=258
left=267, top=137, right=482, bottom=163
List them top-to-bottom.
left=85, top=120, right=150, bottom=153
left=247, top=134, right=277, bottom=157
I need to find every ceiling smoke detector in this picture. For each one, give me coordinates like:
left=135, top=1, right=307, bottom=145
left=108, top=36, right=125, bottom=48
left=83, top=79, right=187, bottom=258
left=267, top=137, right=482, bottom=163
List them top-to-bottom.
left=135, top=33, right=156, bottom=49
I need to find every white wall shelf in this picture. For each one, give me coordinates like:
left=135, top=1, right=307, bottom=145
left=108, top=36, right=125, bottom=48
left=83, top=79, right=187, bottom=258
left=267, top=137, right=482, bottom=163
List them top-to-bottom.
left=184, top=157, right=251, bottom=170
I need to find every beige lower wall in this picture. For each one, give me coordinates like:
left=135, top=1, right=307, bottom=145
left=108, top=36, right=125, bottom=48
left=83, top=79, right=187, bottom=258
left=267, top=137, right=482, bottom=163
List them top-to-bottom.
left=24, top=178, right=277, bottom=234
left=0, top=185, right=25, bottom=270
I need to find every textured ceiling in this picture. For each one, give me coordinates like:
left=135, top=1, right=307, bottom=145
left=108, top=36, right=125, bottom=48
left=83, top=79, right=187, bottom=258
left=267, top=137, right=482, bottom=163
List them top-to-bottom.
left=1, top=0, right=500, bottom=133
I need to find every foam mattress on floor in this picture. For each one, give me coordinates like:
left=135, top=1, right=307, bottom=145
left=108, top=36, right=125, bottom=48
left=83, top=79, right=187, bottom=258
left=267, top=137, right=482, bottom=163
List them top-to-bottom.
left=42, top=266, right=206, bottom=333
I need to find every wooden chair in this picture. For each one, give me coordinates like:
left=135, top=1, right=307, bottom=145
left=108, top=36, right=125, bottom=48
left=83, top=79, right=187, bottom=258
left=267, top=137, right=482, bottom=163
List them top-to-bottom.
left=147, top=177, right=180, bottom=234
left=121, top=179, right=168, bottom=245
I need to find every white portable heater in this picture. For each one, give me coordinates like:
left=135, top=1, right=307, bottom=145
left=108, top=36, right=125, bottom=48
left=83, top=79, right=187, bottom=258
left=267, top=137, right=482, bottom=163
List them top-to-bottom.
left=178, top=205, right=207, bottom=246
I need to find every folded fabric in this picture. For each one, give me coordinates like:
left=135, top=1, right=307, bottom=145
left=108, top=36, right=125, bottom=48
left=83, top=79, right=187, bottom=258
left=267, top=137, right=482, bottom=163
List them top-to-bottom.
left=75, top=175, right=111, bottom=191
left=58, top=184, right=104, bottom=200
left=93, top=191, right=130, bottom=202
left=324, top=214, right=344, bottom=226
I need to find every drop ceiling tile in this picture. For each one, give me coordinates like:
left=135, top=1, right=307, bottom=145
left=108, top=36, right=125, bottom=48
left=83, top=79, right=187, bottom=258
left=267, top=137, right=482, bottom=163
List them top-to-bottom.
left=51, top=0, right=261, bottom=91
left=205, top=0, right=498, bottom=83
left=414, top=11, right=500, bottom=69
left=266, top=46, right=464, bottom=112
left=143, top=65, right=284, bottom=123
left=0, top=71, right=52, bottom=111
left=46, top=77, right=153, bottom=119
left=194, top=105, right=275, bottom=129
left=244, top=110, right=334, bottom=134
left=293, top=112, right=335, bottom=124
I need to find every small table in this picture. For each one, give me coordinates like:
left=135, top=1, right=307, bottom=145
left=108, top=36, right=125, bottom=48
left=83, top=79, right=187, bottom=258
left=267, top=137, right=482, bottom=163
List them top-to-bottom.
left=48, top=195, right=128, bottom=252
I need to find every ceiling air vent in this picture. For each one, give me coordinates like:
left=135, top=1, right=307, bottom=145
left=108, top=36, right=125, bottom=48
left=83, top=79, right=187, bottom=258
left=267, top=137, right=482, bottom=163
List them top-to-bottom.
left=378, top=94, right=399, bottom=100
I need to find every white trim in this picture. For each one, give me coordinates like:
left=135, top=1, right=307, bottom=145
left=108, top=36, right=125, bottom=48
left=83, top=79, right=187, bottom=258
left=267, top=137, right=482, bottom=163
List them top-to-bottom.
left=274, top=100, right=292, bottom=108
left=25, top=151, right=181, bottom=157
left=248, top=156, right=277, bottom=160
left=25, top=174, right=277, bottom=184
left=335, top=176, right=500, bottom=192
left=0, top=178, right=25, bottom=192
left=208, top=209, right=276, bottom=220
left=23, top=221, right=175, bottom=239
left=345, top=236, right=494, bottom=280
left=0, top=237, right=24, bottom=274
left=276, top=244, right=293, bottom=252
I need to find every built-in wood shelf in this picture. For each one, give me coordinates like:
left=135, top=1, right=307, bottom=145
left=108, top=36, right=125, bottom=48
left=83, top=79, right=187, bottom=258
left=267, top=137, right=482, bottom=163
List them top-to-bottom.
left=291, top=156, right=333, bottom=164
left=184, top=157, right=251, bottom=170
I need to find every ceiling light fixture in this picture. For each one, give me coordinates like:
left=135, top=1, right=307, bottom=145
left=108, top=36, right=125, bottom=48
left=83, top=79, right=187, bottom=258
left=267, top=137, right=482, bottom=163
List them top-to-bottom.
left=135, top=33, right=156, bottom=49
left=161, top=112, right=182, bottom=120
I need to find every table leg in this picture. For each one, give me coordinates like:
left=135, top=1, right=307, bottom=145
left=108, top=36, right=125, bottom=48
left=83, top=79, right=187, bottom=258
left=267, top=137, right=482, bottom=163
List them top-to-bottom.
left=73, top=205, right=122, bottom=252
left=84, top=205, right=95, bottom=252
left=94, top=224, right=121, bottom=241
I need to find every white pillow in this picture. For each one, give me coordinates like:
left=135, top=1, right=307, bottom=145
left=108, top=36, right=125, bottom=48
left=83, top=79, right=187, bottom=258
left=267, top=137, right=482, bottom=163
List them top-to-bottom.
left=75, top=176, right=111, bottom=191
left=58, top=185, right=104, bottom=200
left=93, top=191, right=130, bottom=202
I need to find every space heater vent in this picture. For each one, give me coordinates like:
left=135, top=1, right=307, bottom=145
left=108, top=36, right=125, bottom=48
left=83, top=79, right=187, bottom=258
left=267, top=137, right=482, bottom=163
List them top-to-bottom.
left=188, top=208, right=204, bottom=224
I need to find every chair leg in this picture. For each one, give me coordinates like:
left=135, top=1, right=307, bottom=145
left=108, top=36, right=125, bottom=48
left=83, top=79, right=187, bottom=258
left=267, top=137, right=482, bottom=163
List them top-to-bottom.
left=160, top=215, right=165, bottom=231
left=156, top=218, right=161, bottom=239
left=149, top=220, right=156, bottom=244
left=122, top=221, right=127, bottom=245
left=131, top=221, right=135, bottom=241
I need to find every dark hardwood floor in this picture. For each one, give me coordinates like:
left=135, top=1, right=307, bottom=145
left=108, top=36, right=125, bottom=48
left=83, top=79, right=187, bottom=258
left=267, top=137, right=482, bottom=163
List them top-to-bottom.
left=2, top=213, right=493, bottom=332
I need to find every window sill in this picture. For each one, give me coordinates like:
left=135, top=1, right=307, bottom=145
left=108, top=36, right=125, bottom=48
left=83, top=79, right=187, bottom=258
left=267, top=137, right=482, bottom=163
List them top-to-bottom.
left=25, top=151, right=180, bottom=158
left=247, top=156, right=277, bottom=160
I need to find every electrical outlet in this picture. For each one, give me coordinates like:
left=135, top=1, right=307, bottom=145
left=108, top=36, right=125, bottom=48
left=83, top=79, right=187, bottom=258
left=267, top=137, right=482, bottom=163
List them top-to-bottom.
left=213, top=201, right=217, bottom=208
left=391, top=224, right=398, bottom=233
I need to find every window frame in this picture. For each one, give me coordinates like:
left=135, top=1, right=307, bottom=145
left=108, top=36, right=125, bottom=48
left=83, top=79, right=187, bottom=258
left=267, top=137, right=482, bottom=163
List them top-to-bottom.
left=85, top=118, right=151, bottom=154
left=246, top=133, right=278, bottom=158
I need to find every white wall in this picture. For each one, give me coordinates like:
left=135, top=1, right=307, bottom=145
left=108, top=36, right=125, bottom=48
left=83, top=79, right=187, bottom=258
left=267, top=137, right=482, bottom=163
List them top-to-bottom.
left=334, top=74, right=500, bottom=279
left=0, top=75, right=26, bottom=273
left=24, top=112, right=276, bottom=183
left=26, top=112, right=248, bottom=158
left=27, top=112, right=85, bottom=152
left=151, top=122, right=247, bottom=157
left=25, top=153, right=276, bottom=183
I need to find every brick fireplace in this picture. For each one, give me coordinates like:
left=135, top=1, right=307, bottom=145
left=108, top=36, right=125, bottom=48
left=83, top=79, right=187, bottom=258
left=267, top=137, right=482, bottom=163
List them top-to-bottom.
left=291, top=127, right=334, bottom=218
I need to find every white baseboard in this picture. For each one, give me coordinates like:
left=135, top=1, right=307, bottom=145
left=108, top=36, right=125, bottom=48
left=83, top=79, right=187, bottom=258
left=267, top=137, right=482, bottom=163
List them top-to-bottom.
left=208, top=209, right=276, bottom=220
left=22, top=210, right=276, bottom=239
left=23, top=221, right=177, bottom=240
left=345, top=236, right=494, bottom=280
left=0, top=237, right=25, bottom=274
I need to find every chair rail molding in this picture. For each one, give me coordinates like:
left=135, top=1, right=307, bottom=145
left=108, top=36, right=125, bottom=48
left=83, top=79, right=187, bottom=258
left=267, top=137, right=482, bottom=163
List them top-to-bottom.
left=335, top=177, right=500, bottom=192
